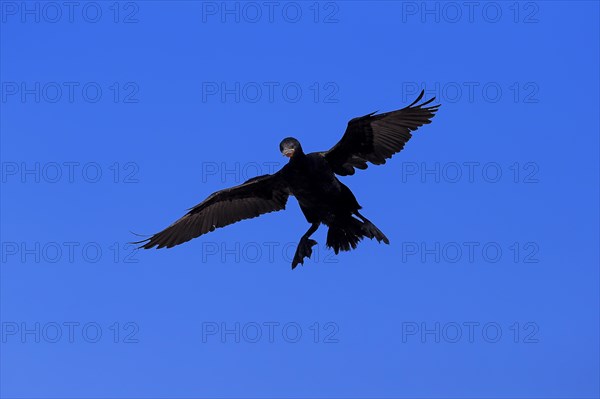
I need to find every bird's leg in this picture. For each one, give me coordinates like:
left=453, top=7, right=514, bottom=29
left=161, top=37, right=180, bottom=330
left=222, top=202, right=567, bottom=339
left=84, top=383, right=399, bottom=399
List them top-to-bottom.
left=353, top=211, right=390, bottom=244
left=292, top=222, right=320, bottom=269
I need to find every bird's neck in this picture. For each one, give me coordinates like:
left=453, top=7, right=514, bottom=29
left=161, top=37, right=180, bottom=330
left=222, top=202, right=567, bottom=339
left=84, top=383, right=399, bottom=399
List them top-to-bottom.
left=290, top=149, right=306, bottom=162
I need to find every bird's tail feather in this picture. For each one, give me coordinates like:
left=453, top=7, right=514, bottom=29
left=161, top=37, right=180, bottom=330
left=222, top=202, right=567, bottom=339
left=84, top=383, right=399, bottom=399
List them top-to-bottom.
left=326, top=216, right=390, bottom=254
left=326, top=217, right=367, bottom=254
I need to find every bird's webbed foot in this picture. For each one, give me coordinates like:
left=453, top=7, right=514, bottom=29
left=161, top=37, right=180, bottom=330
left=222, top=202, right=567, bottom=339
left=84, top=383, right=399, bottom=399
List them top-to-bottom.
left=291, top=237, right=317, bottom=269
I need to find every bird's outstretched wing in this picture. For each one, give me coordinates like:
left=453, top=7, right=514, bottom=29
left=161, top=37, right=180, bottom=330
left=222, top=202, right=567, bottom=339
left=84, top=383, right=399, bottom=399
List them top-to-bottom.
left=322, top=90, right=440, bottom=176
left=137, top=173, right=289, bottom=249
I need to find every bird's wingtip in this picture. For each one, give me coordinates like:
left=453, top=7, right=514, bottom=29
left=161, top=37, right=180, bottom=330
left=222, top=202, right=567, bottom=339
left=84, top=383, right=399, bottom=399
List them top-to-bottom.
left=128, top=231, right=153, bottom=248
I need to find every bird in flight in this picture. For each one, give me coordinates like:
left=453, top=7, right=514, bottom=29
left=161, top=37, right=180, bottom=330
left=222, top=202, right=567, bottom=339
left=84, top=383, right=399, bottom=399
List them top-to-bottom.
left=137, top=91, right=440, bottom=268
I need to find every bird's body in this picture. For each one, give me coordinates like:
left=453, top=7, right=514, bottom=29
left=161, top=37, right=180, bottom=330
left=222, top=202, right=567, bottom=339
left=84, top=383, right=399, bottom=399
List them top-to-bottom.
left=136, top=91, right=440, bottom=268
left=281, top=152, right=358, bottom=225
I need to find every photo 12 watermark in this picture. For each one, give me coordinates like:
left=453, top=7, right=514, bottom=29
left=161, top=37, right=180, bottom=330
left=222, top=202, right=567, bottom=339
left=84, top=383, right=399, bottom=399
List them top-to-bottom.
left=1, top=1, right=140, bottom=24
left=200, top=2, right=340, bottom=24
left=399, top=2, right=540, bottom=24
left=1, top=81, right=140, bottom=104
left=201, top=81, right=340, bottom=104
left=402, top=81, right=540, bottom=104
left=199, top=161, right=283, bottom=184
left=398, top=161, right=540, bottom=184
left=1, top=162, right=140, bottom=184
left=199, top=241, right=339, bottom=265
left=399, top=241, right=540, bottom=264
left=1, top=242, right=140, bottom=264
left=1, top=321, right=140, bottom=344
left=201, top=321, right=340, bottom=343
left=401, top=321, right=540, bottom=344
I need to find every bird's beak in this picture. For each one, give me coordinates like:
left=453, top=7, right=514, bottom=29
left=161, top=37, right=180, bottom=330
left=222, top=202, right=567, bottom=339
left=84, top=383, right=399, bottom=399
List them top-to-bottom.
left=283, top=148, right=295, bottom=158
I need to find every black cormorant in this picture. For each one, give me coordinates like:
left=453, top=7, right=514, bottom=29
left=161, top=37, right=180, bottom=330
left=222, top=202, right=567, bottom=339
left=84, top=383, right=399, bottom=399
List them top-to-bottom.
left=137, top=91, right=440, bottom=269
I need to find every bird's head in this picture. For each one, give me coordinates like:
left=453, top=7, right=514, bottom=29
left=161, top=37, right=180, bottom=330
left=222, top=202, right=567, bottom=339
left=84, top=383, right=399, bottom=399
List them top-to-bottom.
left=279, top=137, right=302, bottom=158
